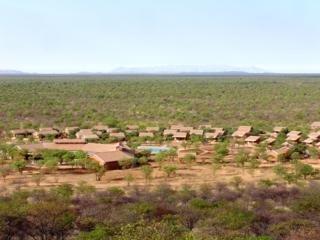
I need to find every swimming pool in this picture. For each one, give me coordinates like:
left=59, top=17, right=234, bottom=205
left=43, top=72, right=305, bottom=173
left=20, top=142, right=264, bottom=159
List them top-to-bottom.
left=137, top=145, right=170, bottom=154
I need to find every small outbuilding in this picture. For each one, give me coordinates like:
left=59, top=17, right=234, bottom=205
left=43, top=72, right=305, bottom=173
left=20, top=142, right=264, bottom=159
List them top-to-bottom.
left=311, top=122, right=320, bottom=130
left=92, top=125, right=109, bottom=132
left=126, top=125, right=139, bottom=130
left=179, top=126, right=194, bottom=133
left=232, top=126, right=252, bottom=138
left=65, top=127, right=80, bottom=135
left=146, top=127, right=160, bottom=132
left=273, top=127, right=287, bottom=133
left=34, top=128, right=59, bottom=139
left=10, top=129, right=35, bottom=138
left=163, top=129, right=177, bottom=136
left=189, top=129, right=204, bottom=136
left=287, top=131, right=302, bottom=137
left=308, top=131, right=320, bottom=140
left=109, top=132, right=126, bottom=140
left=139, top=132, right=154, bottom=138
left=173, top=132, right=188, bottom=141
left=204, top=132, right=221, bottom=140
left=286, top=134, right=301, bottom=143
left=245, top=136, right=261, bottom=144
left=264, top=137, right=276, bottom=145
left=54, top=138, right=86, bottom=144
left=90, top=151, right=134, bottom=170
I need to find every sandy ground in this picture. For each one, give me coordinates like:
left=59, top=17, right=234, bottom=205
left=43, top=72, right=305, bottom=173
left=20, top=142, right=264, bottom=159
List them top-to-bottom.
left=1, top=141, right=320, bottom=192
left=3, top=160, right=317, bottom=192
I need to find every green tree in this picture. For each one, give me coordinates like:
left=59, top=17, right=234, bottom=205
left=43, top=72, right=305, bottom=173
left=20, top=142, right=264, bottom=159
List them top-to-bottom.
left=214, top=142, right=229, bottom=156
left=308, top=147, right=320, bottom=159
left=167, top=148, right=177, bottom=161
left=235, top=150, right=250, bottom=170
left=74, top=151, right=90, bottom=169
left=62, top=152, right=76, bottom=166
left=155, top=152, right=167, bottom=169
left=290, top=152, right=300, bottom=161
left=212, top=153, right=225, bottom=164
left=183, top=154, right=196, bottom=169
left=248, top=157, right=261, bottom=176
left=119, top=158, right=132, bottom=169
left=10, top=159, right=27, bottom=174
left=44, top=159, right=59, bottom=174
left=88, top=162, right=106, bottom=181
left=212, top=162, right=222, bottom=176
left=295, top=162, right=314, bottom=180
left=273, top=164, right=287, bottom=178
left=273, top=164, right=299, bottom=184
left=140, top=165, right=153, bottom=184
left=163, top=165, right=178, bottom=178
left=124, top=173, right=134, bottom=186
left=75, top=181, right=96, bottom=195
left=51, top=184, right=74, bottom=201
left=27, top=201, right=75, bottom=240
left=76, top=226, right=110, bottom=240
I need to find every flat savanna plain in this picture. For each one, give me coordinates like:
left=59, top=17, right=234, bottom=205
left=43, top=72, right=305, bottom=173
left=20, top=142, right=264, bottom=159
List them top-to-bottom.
left=1, top=75, right=320, bottom=131
left=2, top=75, right=320, bottom=240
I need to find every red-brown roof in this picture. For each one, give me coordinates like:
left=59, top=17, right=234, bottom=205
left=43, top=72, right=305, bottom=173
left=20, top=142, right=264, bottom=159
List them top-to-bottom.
left=311, top=122, right=320, bottom=129
left=92, top=125, right=109, bottom=131
left=126, top=125, right=139, bottom=130
left=146, top=127, right=160, bottom=132
left=179, top=127, right=194, bottom=132
left=273, top=127, right=286, bottom=133
left=163, top=129, right=177, bottom=136
left=189, top=129, right=204, bottom=136
left=287, top=131, right=302, bottom=136
left=109, top=132, right=125, bottom=139
left=139, top=132, right=154, bottom=138
left=173, top=132, right=187, bottom=139
left=205, top=132, right=221, bottom=139
left=308, top=132, right=320, bottom=140
left=286, top=134, right=301, bottom=142
left=245, top=136, right=260, bottom=143
left=265, top=138, right=276, bottom=144
left=303, top=138, right=315, bottom=144
left=54, top=139, right=86, bottom=144
left=19, top=142, right=120, bottom=153
left=90, top=151, right=133, bottom=164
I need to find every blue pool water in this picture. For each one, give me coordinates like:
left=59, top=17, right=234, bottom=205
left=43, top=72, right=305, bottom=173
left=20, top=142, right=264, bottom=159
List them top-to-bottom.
left=138, top=146, right=170, bottom=154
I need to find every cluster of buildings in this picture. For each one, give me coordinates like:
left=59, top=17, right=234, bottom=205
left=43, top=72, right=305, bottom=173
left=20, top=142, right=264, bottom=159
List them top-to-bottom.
left=8, top=121, right=320, bottom=169
left=9, top=121, right=320, bottom=147
left=10, top=124, right=226, bottom=142
left=18, top=141, right=134, bottom=170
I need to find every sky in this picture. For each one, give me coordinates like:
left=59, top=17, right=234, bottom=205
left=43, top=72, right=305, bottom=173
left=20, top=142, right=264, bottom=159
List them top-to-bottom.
left=0, top=0, right=319, bottom=73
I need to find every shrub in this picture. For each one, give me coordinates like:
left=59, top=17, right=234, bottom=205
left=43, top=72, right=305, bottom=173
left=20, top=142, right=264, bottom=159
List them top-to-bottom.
left=162, top=165, right=178, bottom=178
left=76, top=226, right=111, bottom=240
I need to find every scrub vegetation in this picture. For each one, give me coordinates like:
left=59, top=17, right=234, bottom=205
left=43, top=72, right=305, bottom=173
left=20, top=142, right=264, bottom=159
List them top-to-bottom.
left=1, top=74, right=320, bottom=240
left=1, top=75, right=320, bottom=131
left=1, top=182, right=320, bottom=240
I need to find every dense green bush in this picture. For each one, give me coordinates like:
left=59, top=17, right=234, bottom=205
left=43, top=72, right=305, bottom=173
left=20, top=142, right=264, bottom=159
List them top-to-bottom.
left=1, top=75, right=320, bottom=130
left=0, top=182, right=319, bottom=239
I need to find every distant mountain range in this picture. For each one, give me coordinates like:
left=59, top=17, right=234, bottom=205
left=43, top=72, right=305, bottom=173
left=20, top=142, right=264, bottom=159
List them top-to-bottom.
left=0, top=65, right=269, bottom=75
left=111, top=65, right=268, bottom=74
left=1, top=66, right=318, bottom=75
left=0, top=70, right=26, bottom=75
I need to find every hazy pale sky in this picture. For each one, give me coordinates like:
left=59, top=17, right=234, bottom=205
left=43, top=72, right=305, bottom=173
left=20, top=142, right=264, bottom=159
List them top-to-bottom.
left=0, top=0, right=319, bottom=73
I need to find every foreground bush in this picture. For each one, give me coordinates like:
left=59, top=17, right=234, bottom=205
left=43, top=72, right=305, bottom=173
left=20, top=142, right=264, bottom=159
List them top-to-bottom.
left=1, top=182, right=320, bottom=239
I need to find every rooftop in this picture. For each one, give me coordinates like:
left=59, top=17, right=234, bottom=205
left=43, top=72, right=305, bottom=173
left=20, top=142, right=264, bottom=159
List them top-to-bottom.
left=245, top=136, right=260, bottom=142
left=90, top=151, right=133, bottom=164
